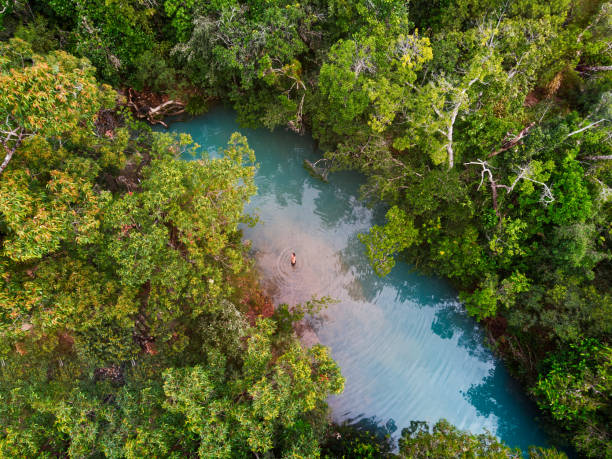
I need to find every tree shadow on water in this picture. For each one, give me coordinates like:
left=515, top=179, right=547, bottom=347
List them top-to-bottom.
left=255, top=158, right=310, bottom=208
left=310, top=169, right=382, bottom=229
left=313, top=188, right=372, bottom=228
left=337, top=233, right=396, bottom=303
left=337, top=233, right=461, bottom=308
left=386, top=262, right=457, bottom=306
left=430, top=302, right=492, bottom=362
left=461, top=365, right=549, bottom=451
left=324, top=415, right=398, bottom=456
left=344, top=415, right=398, bottom=441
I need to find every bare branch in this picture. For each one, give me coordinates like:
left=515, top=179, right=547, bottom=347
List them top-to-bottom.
left=487, top=0, right=510, bottom=48
left=576, top=3, right=611, bottom=43
left=395, top=35, right=428, bottom=63
left=507, top=52, right=527, bottom=79
left=351, top=53, right=376, bottom=77
left=577, top=65, right=612, bottom=73
left=445, top=79, right=479, bottom=169
left=148, top=100, right=185, bottom=116
left=446, top=102, right=462, bottom=169
left=432, top=103, right=443, bottom=119
left=565, top=119, right=608, bottom=138
left=489, top=122, right=535, bottom=158
left=0, top=128, right=25, bottom=175
left=0, top=145, right=16, bottom=175
left=584, top=155, right=612, bottom=161
left=464, top=159, right=555, bottom=218
left=464, top=160, right=501, bottom=215
left=504, top=163, right=554, bottom=204
left=523, top=175, right=555, bottom=204
left=590, top=177, right=612, bottom=201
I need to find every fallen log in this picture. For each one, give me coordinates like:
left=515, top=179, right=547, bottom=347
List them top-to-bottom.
left=125, top=88, right=186, bottom=127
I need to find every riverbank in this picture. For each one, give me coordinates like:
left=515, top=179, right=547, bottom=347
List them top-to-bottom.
left=4, top=4, right=609, bottom=454
left=162, top=106, right=556, bottom=453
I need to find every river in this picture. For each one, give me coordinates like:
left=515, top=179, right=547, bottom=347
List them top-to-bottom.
left=164, top=106, right=551, bottom=451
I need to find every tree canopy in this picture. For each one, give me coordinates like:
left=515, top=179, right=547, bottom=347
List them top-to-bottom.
left=1, top=0, right=611, bottom=456
left=0, top=40, right=344, bottom=457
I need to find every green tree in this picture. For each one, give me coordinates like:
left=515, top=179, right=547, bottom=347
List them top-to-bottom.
left=0, top=42, right=344, bottom=457
left=359, top=206, right=418, bottom=277
left=534, top=340, right=611, bottom=458
left=398, top=419, right=567, bottom=459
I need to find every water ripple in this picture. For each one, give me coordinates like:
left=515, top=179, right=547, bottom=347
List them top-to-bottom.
left=165, top=106, right=553, bottom=453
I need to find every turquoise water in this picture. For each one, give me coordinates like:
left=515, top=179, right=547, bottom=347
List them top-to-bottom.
left=164, top=106, right=551, bottom=451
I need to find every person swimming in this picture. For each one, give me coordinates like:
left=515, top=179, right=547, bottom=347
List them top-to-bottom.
left=290, top=252, right=296, bottom=267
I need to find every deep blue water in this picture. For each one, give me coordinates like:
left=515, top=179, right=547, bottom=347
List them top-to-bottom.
left=163, top=106, right=551, bottom=451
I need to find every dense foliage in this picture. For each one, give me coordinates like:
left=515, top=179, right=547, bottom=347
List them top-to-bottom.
left=1, top=0, right=611, bottom=457
left=0, top=39, right=344, bottom=457
left=321, top=419, right=567, bottom=459
left=397, top=419, right=567, bottom=459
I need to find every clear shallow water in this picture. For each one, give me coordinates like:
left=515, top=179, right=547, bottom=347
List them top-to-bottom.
left=164, top=106, right=551, bottom=451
